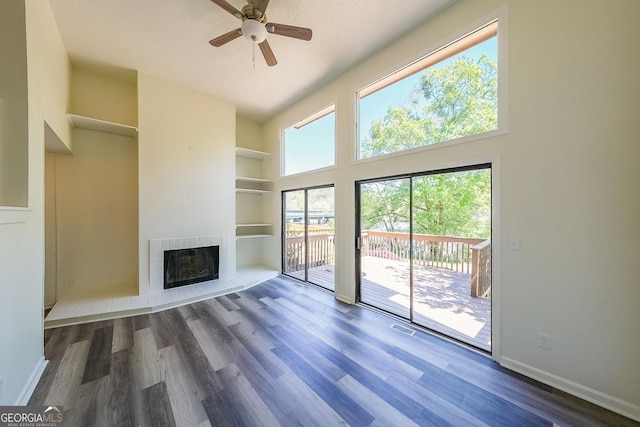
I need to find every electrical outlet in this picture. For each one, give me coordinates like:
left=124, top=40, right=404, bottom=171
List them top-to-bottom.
left=537, top=332, right=551, bottom=350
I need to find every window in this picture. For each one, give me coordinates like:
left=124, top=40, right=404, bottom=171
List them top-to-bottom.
left=357, top=21, right=499, bottom=160
left=282, top=105, right=335, bottom=176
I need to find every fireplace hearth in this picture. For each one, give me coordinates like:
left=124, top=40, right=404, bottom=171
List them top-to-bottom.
left=164, top=245, right=219, bottom=289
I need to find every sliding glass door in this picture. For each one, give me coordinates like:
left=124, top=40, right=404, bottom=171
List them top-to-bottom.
left=357, top=166, right=492, bottom=351
left=358, top=178, right=411, bottom=319
left=283, top=186, right=335, bottom=291
left=283, top=190, right=306, bottom=281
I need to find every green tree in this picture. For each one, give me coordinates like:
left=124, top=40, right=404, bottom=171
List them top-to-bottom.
left=360, top=54, right=496, bottom=237
left=361, top=54, right=497, bottom=158
left=360, top=170, right=490, bottom=238
left=412, top=170, right=490, bottom=238
left=360, top=180, right=410, bottom=232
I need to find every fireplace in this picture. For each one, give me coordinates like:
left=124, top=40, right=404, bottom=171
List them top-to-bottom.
left=163, top=245, right=219, bottom=289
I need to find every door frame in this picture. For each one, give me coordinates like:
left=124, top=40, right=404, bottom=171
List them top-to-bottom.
left=355, top=162, right=495, bottom=352
left=281, top=183, right=336, bottom=290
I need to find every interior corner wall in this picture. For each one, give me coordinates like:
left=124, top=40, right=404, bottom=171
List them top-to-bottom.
left=0, top=0, right=70, bottom=405
left=262, top=0, right=640, bottom=420
left=26, top=1, right=71, bottom=151
left=71, top=67, right=137, bottom=126
left=137, top=72, right=236, bottom=294
left=236, top=115, right=263, bottom=152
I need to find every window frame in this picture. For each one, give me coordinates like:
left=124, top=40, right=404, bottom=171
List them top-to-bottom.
left=355, top=11, right=508, bottom=162
left=281, top=104, right=337, bottom=177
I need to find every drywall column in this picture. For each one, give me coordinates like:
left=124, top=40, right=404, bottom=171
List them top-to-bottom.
left=137, top=73, right=236, bottom=294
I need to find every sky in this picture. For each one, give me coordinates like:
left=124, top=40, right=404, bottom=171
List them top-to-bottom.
left=283, top=36, right=498, bottom=175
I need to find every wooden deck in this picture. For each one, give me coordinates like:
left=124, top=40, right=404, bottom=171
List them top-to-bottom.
left=299, top=257, right=491, bottom=351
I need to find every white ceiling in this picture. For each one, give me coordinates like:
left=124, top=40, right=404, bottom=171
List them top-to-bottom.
left=50, top=0, right=457, bottom=121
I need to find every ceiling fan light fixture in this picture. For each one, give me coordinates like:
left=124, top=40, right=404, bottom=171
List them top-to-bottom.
left=241, top=19, right=267, bottom=43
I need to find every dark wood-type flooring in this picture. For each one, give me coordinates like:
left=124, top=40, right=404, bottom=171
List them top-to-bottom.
left=303, top=261, right=491, bottom=351
left=31, top=276, right=637, bottom=426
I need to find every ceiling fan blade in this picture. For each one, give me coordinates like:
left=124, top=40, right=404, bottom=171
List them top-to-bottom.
left=210, top=0, right=243, bottom=19
left=253, top=0, right=270, bottom=15
left=266, top=23, right=312, bottom=41
left=209, top=28, right=242, bottom=47
left=258, top=40, right=277, bottom=66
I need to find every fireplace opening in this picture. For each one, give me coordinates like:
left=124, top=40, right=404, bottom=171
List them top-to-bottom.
left=164, top=245, right=219, bottom=289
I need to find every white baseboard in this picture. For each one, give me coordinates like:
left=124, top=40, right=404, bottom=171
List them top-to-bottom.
left=500, top=356, right=640, bottom=422
left=14, top=357, right=48, bottom=406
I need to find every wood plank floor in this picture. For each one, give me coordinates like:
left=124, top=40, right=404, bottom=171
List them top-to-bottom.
left=301, top=259, right=491, bottom=351
left=30, top=276, right=637, bottom=426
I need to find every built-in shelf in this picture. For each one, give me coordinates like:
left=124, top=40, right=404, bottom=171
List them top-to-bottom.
left=67, top=113, right=138, bottom=138
left=235, top=146, right=274, bottom=248
left=235, top=147, right=272, bottom=160
left=236, top=176, right=272, bottom=184
left=236, top=188, right=272, bottom=195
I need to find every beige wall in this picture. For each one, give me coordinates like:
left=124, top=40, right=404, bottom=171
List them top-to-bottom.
left=0, top=0, right=70, bottom=404
left=0, top=0, right=28, bottom=207
left=263, top=0, right=640, bottom=419
left=28, top=1, right=71, bottom=152
left=71, top=67, right=137, bottom=126
left=138, top=73, right=236, bottom=294
left=52, top=130, right=138, bottom=298
left=44, top=152, right=57, bottom=307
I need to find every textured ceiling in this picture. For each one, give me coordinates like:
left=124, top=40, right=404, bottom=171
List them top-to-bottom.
left=50, top=0, right=457, bottom=121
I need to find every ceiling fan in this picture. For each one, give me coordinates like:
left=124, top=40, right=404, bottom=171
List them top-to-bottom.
left=208, top=0, right=312, bottom=67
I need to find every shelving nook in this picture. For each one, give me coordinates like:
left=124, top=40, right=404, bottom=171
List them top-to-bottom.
left=235, top=147, right=273, bottom=241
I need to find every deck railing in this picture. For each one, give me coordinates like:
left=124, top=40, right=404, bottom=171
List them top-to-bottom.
left=284, top=228, right=491, bottom=297
left=362, top=231, right=484, bottom=274
left=362, top=231, right=491, bottom=297
left=284, top=233, right=335, bottom=273
left=471, top=239, right=492, bottom=298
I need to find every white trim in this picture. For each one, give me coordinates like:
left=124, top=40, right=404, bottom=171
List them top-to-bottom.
left=67, top=113, right=138, bottom=138
left=353, top=127, right=506, bottom=167
left=489, top=156, right=501, bottom=360
left=278, top=164, right=338, bottom=181
left=0, top=208, right=30, bottom=225
left=335, top=292, right=354, bottom=305
left=15, top=357, right=48, bottom=405
left=501, top=357, right=640, bottom=422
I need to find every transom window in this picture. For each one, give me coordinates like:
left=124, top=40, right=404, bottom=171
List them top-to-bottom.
left=357, top=21, right=499, bottom=160
left=282, top=105, right=335, bottom=176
